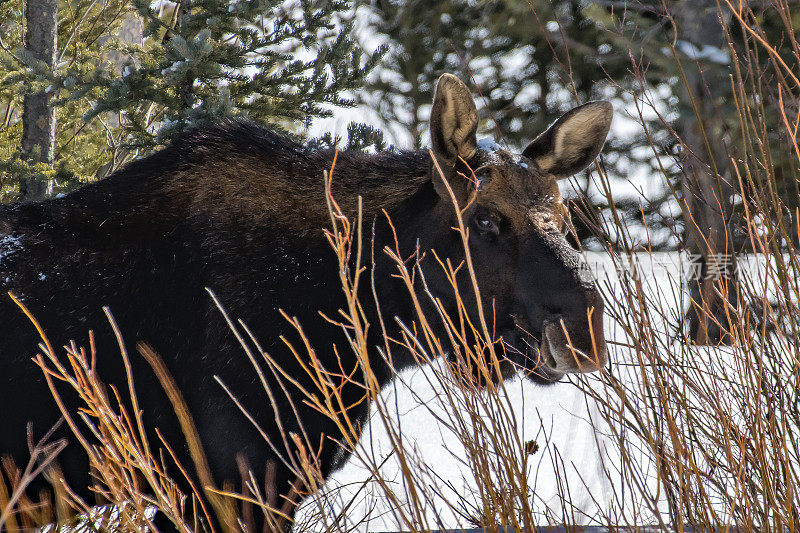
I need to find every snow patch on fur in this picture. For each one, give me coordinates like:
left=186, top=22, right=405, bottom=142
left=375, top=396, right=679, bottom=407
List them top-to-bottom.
left=477, top=137, right=502, bottom=152
left=0, top=234, right=23, bottom=263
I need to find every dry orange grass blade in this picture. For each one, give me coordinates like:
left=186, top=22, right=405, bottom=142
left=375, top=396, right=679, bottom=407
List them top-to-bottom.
left=137, top=342, right=238, bottom=532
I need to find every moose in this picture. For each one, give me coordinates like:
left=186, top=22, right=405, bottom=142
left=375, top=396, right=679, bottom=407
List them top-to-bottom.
left=0, top=74, right=611, bottom=529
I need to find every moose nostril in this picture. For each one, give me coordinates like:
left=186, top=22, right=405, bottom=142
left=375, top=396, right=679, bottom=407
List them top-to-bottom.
left=585, top=288, right=604, bottom=307
left=591, top=304, right=603, bottom=329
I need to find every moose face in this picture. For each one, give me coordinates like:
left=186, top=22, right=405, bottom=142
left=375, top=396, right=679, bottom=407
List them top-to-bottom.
left=422, top=74, right=612, bottom=384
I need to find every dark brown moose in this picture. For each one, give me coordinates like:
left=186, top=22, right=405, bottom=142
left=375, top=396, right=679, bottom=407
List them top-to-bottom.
left=0, top=74, right=612, bottom=528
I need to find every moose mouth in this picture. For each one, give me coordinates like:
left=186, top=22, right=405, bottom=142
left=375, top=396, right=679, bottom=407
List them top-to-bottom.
left=498, top=310, right=608, bottom=384
left=498, top=325, right=565, bottom=384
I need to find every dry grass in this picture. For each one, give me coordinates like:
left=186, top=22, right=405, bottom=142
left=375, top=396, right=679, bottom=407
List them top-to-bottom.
left=565, top=1, right=800, bottom=530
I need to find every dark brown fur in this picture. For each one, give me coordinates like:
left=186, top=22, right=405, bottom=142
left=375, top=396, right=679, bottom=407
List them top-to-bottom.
left=0, top=74, right=613, bottom=529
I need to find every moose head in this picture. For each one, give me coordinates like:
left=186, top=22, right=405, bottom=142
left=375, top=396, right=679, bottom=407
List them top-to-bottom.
left=412, top=73, right=612, bottom=384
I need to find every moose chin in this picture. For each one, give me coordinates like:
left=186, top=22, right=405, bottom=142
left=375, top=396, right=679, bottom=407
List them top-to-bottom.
left=0, top=73, right=611, bottom=528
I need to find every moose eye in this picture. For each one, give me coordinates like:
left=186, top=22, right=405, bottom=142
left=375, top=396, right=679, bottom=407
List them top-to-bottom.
left=474, top=215, right=498, bottom=235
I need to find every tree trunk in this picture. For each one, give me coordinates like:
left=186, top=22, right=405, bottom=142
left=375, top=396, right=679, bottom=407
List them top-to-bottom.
left=19, top=0, right=58, bottom=202
left=676, top=1, right=739, bottom=345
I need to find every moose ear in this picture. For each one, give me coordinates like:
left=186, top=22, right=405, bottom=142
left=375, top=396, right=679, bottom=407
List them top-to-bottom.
left=430, top=74, right=479, bottom=166
left=522, top=101, right=613, bottom=177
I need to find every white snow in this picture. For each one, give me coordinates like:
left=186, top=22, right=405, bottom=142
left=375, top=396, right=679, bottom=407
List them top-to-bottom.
left=675, top=40, right=730, bottom=65
left=161, top=60, right=185, bottom=76
left=477, top=137, right=503, bottom=152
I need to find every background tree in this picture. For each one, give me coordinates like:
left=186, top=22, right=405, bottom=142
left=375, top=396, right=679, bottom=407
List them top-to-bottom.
left=0, top=0, right=382, bottom=199
left=2, top=0, right=143, bottom=198
left=18, top=0, right=58, bottom=201
left=359, top=0, right=627, bottom=149
left=590, top=1, right=799, bottom=342
left=671, top=1, right=739, bottom=344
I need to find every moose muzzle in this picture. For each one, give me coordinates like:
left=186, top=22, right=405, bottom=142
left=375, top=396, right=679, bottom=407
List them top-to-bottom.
left=511, top=234, right=609, bottom=382
left=538, top=288, right=608, bottom=375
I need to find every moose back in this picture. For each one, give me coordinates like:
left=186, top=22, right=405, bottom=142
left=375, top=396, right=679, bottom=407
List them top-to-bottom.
left=0, top=74, right=612, bottom=523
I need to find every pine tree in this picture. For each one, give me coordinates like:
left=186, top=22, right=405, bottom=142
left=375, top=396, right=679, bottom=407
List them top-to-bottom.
left=0, top=0, right=383, bottom=198
left=0, top=0, right=28, bottom=197
left=1, top=0, right=139, bottom=198
left=18, top=0, right=58, bottom=200
left=81, top=0, right=382, bottom=161
left=355, top=0, right=487, bottom=148
left=360, top=0, right=635, bottom=144
left=670, top=0, right=739, bottom=344
left=586, top=2, right=799, bottom=342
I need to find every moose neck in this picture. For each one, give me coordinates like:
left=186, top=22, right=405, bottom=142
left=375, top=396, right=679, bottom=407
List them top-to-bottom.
left=363, top=172, right=465, bottom=375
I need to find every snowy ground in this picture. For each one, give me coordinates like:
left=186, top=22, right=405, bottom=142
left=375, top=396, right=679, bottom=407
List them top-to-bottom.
left=293, top=251, right=791, bottom=532
left=295, top=359, right=618, bottom=531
